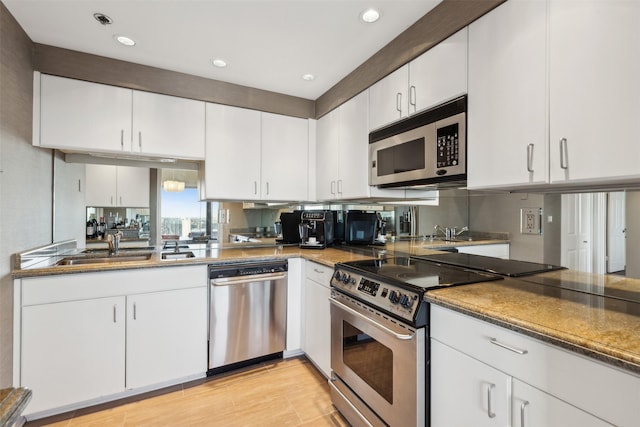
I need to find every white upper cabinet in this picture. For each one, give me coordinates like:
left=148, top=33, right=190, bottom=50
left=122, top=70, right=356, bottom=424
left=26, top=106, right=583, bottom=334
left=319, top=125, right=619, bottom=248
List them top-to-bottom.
left=467, top=0, right=548, bottom=189
left=468, top=0, right=640, bottom=191
left=548, top=0, right=640, bottom=186
left=408, top=27, right=468, bottom=115
left=369, top=28, right=468, bottom=131
left=369, top=65, right=409, bottom=131
left=35, top=73, right=206, bottom=160
left=37, top=74, right=132, bottom=153
left=132, top=91, right=205, bottom=160
left=204, top=103, right=309, bottom=201
left=204, top=103, right=262, bottom=200
left=316, top=107, right=340, bottom=200
left=261, top=112, right=309, bottom=201
left=85, top=164, right=150, bottom=207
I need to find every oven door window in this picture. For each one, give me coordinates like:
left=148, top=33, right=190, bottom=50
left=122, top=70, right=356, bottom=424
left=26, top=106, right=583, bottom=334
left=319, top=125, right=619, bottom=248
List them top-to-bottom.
left=376, top=137, right=425, bottom=177
left=342, top=321, right=393, bottom=404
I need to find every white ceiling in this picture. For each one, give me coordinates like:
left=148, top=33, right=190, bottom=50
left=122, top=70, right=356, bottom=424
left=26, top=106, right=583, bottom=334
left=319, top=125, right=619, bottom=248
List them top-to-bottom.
left=3, top=0, right=442, bottom=100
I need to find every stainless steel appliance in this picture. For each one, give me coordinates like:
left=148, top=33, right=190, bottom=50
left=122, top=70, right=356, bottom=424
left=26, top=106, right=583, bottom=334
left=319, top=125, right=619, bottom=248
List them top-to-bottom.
left=369, top=96, right=467, bottom=188
left=299, top=210, right=334, bottom=249
left=276, top=211, right=302, bottom=244
left=330, top=256, right=502, bottom=426
left=208, top=261, right=288, bottom=373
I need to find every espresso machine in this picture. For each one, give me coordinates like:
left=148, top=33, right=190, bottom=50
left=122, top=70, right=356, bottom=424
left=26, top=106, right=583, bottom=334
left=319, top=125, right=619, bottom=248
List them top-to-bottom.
left=299, top=210, right=334, bottom=249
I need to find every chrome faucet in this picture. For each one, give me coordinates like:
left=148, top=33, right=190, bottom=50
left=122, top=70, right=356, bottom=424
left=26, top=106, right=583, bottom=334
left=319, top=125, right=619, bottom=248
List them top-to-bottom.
left=434, top=225, right=469, bottom=241
left=106, top=231, right=122, bottom=254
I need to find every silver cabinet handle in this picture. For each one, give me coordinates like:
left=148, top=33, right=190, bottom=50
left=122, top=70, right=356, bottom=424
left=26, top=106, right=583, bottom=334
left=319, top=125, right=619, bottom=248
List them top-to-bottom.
left=409, top=85, right=417, bottom=109
left=396, top=92, right=402, bottom=114
left=120, top=130, right=124, bottom=150
left=138, top=131, right=142, bottom=150
left=560, top=138, right=569, bottom=169
left=527, top=143, right=534, bottom=172
left=337, top=179, right=343, bottom=195
left=331, top=180, right=336, bottom=195
left=254, top=181, right=258, bottom=195
left=266, top=182, right=270, bottom=196
left=110, top=196, right=114, bottom=206
left=119, top=196, right=123, bottom=206
left=313, top=268, right=325, bottom=274
left=133, top=303, right=137, bottom=320
left=113, top=305, right=117, bottom=323
left=490, top=337, right=528, bottom=355
left=487, top=383, right=496, bottom=418
left=520, top=400, right=530, bottom=427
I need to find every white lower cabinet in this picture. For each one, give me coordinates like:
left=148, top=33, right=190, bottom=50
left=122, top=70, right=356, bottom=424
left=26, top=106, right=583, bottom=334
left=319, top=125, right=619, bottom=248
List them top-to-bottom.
left=457, top=243, right=510, bottom=259
left=284, top=258, right=304, bottom=357
left=303, top=261, right=332, bottom=377
left=16, top=265, right=207, bottom=416
left=431, top=305, right=636, bottom=426
left=431, top=340, right=510, bottom=427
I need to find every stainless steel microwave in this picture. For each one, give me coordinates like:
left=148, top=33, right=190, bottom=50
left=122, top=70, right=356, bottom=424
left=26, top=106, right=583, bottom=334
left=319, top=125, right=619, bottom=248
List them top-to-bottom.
left=369, top=96, right=466, bottom=188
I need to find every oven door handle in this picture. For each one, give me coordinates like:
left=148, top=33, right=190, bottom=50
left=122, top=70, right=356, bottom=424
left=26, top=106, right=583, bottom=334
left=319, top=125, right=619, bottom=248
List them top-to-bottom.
left=211, top=273, right=287, bottom=286
left=329, top=298, right=415, bottom=341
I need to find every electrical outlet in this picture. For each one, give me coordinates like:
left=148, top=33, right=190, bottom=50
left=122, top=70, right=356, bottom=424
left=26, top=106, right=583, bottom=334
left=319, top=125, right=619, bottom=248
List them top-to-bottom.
left=521, top=208, right=541, bottom=234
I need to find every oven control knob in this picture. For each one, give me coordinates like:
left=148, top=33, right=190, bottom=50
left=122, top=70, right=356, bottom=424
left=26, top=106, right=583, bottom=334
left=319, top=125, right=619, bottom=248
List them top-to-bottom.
left=333, top=271, right=342, bottom=281
left=341, top=274, right=351, bottom=284
left=389, top=290, right=401, bottom=304
left=400, top=294, right=414, bottom=309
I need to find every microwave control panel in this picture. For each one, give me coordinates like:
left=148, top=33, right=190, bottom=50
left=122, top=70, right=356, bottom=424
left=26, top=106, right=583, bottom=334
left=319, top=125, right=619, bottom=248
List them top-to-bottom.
left=436, top=123, right=459, bottom=168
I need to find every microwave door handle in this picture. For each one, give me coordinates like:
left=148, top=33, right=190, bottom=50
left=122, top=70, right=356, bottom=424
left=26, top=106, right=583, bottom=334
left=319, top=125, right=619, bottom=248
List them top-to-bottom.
left=329, top=298, right=414, bottom=340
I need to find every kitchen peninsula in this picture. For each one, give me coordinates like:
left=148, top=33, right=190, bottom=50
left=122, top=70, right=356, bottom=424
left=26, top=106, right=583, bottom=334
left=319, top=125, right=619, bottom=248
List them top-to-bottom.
left=11, top=237, right=640, bottom=424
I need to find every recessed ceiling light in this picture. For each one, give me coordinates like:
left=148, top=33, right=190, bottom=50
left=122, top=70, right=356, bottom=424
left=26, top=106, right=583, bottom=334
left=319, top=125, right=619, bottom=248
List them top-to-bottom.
left=361, top=8, right=380, bottom=23
left=93, top=13, right=113, bottom=25
left=114, top=35, right=136, bottom=46
left=211, top=58, right=227, bottom=68
left=302, top=74, right=315, bottom=81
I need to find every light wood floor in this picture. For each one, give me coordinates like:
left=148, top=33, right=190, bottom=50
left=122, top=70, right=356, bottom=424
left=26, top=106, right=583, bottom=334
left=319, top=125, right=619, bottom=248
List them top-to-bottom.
left=27, top=357, right=350, bottom=427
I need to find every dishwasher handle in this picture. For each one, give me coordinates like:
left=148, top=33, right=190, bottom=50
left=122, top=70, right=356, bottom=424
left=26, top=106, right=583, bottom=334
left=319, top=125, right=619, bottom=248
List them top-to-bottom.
left=211, top=272, right=287, bottom=286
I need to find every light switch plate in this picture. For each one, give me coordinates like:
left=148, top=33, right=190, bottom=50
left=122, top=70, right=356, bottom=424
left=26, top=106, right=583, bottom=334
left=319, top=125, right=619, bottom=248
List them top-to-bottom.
left=521, top=208, right=541, bottom=234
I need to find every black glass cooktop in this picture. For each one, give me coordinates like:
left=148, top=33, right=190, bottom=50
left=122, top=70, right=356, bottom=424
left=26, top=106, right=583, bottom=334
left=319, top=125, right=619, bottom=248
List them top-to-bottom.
left=413, top=253, right=566, bottom=277
left=340, top=257, right=503, bottom=290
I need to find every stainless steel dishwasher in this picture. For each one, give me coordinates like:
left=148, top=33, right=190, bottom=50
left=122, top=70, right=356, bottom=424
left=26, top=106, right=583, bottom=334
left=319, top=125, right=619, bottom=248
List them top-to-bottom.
left=208, top=260, right=288, bottom=373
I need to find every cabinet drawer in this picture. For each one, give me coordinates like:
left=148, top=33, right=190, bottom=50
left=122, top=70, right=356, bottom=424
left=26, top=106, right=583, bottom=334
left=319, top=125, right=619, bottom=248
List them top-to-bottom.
left=305, top=261, right=332, bottom=287
left=431, top=305, right=640, bottom=427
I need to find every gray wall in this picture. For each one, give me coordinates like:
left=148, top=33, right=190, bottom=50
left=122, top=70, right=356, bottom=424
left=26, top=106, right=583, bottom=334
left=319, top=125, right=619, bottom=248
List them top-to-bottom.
left=0, top=3, right=53, bottom=387
left=53, top=151, right=85, bottom=243
left=417, top=189, right=469, bottom=235
left=625, top=190, right=640, bottom=278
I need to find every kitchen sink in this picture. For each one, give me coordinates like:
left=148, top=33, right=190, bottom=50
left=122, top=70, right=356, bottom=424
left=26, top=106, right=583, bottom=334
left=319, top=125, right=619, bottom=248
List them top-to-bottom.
left=82, top=247, right=155, bottom=254
left=161, top=251, right=196, bottom=260
left=56, top=253, right=153, bottom=265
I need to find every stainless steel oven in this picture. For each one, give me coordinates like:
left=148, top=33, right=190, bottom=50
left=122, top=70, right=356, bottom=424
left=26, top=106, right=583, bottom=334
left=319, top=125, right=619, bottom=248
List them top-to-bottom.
left=369, top=96, right=467, bottom=188
left=330, top=257, right=503, bottom=426
left=330, top=290, right=426, bottom=427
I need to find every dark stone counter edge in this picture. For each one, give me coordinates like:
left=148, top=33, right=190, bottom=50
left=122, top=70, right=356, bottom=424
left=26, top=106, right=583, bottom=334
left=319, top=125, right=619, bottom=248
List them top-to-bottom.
left=425, top=297, right=640, bottom=376
left=0, top=388, right=32, bottom=427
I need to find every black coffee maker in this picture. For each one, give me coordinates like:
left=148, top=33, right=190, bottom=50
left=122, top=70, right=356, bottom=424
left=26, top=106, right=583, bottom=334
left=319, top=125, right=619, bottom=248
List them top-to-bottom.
left=299, top=210, right=334, bottom=249
left=276, top=211, right=303, bottom=244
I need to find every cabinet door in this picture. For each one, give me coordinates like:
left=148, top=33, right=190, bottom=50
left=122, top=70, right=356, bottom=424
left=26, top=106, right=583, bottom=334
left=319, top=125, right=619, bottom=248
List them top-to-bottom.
left=467, top=0, right=548, bottom=189
left=549, top=0, right=640, bottom=185
left=409, top=27, right=468, bottom=114
left=368, top=64, right=409, bottom=131
left=38, top=74, right=132, bottom=153
left=132, top=91, right=205, bottom=160
left=336, top=91, right=371, bottom=200
left=204, top=103, right=261, bottom=200
left=316, top=109, right=340, bottom=200
left=261, top=113, right=309, bottom=200
left=85, top=164, right=118, bottom=207
left=116, top=166, right=149, bottom=207
left=303, top=268, right=331, bottom=377
left=126, top=287, right=207, bottom=389
left=21, top=297, right=126, bottom=414
left=431, top=339, right=510, bottom=427
left=512, top=379, right=612, bottom=427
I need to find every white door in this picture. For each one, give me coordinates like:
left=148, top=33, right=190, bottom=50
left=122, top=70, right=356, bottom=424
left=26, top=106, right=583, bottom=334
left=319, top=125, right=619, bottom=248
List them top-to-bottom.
left=368, top=64, right=409, bottom=131
left=132, top=91, right=205, bottom=160
left=337, top=91, right=370, bottom=200
left=204, top=103, right=262, bottom=200
left=316, top=109, right=340, bottom=200
left=261, top=113, right=308, bottom=201
left=85, top=164, right=118, bottom=207
left=116, top=166, right=150, bottom=207
left=607, top=192, right=626, bottom=273
left=561, top=194, right=594, bottom=273
left=303, top=277, right=331, bottom=377
left=126, top=287, right=207, bottom=389
left=21, top=297, right=126, bottom=414
left=431, top=339, right=510, bottom=427
left=512, top=379, right=611, bottom=427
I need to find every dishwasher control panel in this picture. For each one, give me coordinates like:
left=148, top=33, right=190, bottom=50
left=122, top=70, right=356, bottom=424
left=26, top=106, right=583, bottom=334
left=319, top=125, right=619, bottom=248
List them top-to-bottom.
left=209, top=261, right=288, bottom=279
